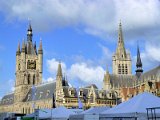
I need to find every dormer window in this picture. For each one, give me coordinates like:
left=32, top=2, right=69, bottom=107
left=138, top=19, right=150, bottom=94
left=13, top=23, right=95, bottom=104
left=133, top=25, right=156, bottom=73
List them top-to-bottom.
left=69, top=89, right=74, bottom=96
left=46, top=90, right=50, bottom=97
left=79, top=91, right=83, bottom=96
left=39, top=92, right=43, bottom=98
left=27, top=94, right=31, bottom=101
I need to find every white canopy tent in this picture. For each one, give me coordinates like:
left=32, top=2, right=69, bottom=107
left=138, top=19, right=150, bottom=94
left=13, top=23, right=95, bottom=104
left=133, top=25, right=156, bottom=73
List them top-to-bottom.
left=100, top=92, right=160, bottom=120
left=24, top=106, right=75, bottom=120
left=39, top=106, right=75, bottom=120
left=69, top=106, right=110, bottom=120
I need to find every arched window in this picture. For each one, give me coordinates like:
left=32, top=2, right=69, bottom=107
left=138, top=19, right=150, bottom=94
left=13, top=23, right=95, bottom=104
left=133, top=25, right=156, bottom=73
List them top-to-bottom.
left=27, top=60, right=30, bottom=69
left=28, top=74, right=30, bottom=84
left=33, top=74, right=35, bottom=85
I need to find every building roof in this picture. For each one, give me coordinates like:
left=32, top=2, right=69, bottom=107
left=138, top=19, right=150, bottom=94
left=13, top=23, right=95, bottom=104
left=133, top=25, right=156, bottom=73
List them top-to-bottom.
left=142, top=65, right=160, bottom=78
left=109, top=74, right=135, bottom=88
left=0, top=93, right=14, bottom=105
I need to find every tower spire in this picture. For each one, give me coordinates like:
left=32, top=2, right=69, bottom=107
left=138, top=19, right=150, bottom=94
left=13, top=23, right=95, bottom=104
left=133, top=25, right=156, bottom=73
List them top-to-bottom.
left=116, top=21, right=126, bottom=58
left=27, top=22, right=33, bottom=41
left=136, top=44, right=143, bottom=78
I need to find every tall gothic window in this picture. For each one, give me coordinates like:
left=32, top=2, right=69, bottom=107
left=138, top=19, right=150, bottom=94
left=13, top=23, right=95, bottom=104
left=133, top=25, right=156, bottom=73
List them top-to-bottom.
left=118, top=64, right=121, bottom=74
left=122, top=64, right=124, bottom=74
left=28, top=74, right=30, bottom=84
left=33, top=74, right=35, bottom=85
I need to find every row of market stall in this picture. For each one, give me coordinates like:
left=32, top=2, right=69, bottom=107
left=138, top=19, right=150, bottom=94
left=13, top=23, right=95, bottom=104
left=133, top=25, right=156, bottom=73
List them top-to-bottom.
left=23, top=92, right=160, bottom=120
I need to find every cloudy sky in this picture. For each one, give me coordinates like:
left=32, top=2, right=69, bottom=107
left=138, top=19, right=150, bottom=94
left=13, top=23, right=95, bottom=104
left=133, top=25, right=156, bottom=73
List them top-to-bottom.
left=0, top=0, right=160, bottom=98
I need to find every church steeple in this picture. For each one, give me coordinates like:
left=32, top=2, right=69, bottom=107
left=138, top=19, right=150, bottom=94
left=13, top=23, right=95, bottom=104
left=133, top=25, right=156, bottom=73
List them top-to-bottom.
left=112, top=21, right=132, bottom=75
left=116, top=21, right=127, bottom=58
left=27, top=22, right=33, bottom=41
left=136, top=45, right=143, bottom=78
left=57, top=62, right=62, bottom=77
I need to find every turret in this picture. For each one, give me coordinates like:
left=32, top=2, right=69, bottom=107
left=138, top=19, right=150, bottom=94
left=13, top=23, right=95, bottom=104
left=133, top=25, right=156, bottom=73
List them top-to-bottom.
left=21, top=40, right=26, bottom=53
left=38, top=40, right=43, bottom=74
left=34, top=41, right=37, bottom=55
left=16, top=42, right=21, bottom=56
left=135, top=45, right=143, bottom=78
left=55, top=62, right=64, bottom=107
left=103, top=65, right=111, bottom=90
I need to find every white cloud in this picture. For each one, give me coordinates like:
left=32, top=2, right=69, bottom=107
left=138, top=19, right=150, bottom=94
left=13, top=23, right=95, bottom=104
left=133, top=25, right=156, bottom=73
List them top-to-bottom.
left=0, top=0, right=160, bottom=40
left=46, top=58, right=105, bottom=88
left=47, top=58, right=67, bottom=76
left=68, top=62, right=105, bottom=83
left=43, top=77, right=55, bottom=82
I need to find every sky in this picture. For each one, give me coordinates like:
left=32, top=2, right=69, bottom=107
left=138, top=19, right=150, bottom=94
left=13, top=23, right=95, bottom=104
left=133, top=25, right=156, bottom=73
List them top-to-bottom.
left=0, top=0, right=160, bottom=98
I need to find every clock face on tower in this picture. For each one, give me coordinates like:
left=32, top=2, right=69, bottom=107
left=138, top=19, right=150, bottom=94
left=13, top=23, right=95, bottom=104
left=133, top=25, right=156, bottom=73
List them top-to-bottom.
left=27, top=60, right=36, bottom=69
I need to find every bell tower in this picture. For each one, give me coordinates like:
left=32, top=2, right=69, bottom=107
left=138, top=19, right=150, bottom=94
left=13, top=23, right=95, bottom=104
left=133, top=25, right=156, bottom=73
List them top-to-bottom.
left=112, top=22, right=132, bottom=75
left=14, top=23, right=43, bottom=102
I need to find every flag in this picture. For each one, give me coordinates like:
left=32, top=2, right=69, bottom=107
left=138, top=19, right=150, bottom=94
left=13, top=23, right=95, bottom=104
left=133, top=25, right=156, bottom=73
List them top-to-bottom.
left=76, top=88, right=83, bottom=109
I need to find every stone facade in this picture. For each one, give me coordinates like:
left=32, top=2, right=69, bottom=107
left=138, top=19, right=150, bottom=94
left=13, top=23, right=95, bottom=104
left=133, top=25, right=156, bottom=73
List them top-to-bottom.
left=0, top=24, right=117, bottom=114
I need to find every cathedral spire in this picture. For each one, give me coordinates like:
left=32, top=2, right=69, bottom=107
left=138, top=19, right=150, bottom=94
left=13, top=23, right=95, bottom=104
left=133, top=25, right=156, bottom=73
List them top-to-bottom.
left=116, top=21, right=126, bottom=58
left=27, top=22, right=33, bottom=41
left=136, top=44, right=143, bottom=78
left=57, top=62, right=62, bottom=77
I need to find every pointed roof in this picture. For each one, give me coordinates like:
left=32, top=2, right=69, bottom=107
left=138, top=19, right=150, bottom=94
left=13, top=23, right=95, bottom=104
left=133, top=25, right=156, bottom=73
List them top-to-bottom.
left=116, top=21, right=127, bottom=58
left=27, top=22, right=33, bottom=42
left=28, top=23, right=32, bottom=31
left=38, top=39, right=43, bottom=54
left=21, top=40, right=26, bottom=52
left=39, top=40, right=42, bottom=50
left=34, top=41, right=37, bottom=54
left=16, top=42, right=21, bottom=53
left=136, top=45, right=142, bottom=68
left=57, top=62, right=62, bottom=76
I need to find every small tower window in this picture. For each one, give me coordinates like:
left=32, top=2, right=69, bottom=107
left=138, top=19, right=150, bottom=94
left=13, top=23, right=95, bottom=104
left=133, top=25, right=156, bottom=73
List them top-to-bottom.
left=28, top=74, right=30, bottom=84
left=33, top=74, right=35, bottom=85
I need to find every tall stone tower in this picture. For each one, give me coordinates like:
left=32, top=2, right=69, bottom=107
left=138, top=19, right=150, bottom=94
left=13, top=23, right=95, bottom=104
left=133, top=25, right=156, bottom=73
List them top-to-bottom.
left=112, top=22, right=132, bottom=75
left=14, top=23, right=43, bottom=102
left=55, top=62, right=65, bottom=106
